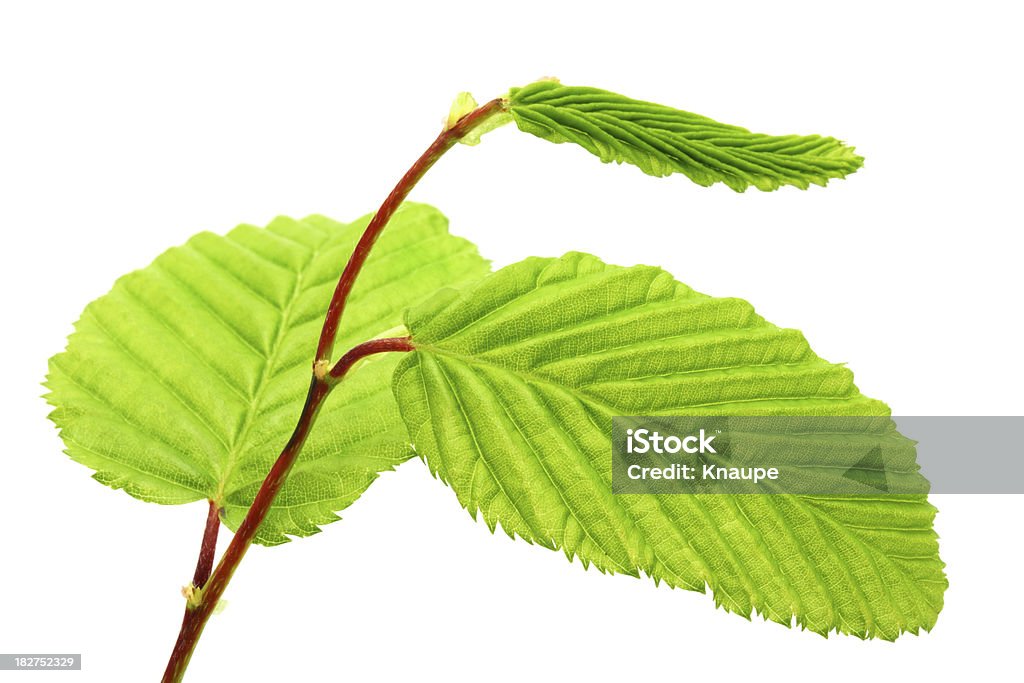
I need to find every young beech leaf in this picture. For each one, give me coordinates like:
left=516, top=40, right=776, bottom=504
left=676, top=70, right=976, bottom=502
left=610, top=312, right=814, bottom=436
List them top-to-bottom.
left=507, top=80, right=863, bottom=192
left=46, top=203, right=489, bottom=545
left=393, top=253, right=946, bottom=639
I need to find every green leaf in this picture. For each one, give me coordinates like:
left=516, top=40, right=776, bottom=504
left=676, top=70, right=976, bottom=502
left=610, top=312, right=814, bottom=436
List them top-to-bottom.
left=507, top=80, right=863, bottom=192
left=46, top=203, right=489, bottom=545
left=393, top=252, right=946, bottom=638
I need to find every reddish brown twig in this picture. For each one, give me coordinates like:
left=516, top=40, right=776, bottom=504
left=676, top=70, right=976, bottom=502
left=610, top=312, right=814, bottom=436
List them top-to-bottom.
left=161, top=97, right=508, bottom=683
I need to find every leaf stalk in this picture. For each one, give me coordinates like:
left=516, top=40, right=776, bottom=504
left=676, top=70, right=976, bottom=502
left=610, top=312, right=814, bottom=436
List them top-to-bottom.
left=190, top=500, right=220, bottom=589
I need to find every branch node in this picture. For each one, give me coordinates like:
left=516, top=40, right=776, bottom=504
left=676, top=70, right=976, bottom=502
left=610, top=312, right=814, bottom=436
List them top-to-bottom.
left=313, top=359, right=332, bottom=381
left=181, top=584, right=202, bottom=609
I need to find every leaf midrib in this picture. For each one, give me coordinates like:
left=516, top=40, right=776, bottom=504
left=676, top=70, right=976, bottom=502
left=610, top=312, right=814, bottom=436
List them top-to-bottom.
left=214, top=226, right=330, bottom=503
left=417, top=342, right=850, bottom=415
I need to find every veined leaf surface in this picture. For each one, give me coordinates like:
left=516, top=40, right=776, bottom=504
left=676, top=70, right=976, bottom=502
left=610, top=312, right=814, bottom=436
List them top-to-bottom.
left=507, top=81, right=863, bottom=192
left=46, top=203, right=489, bottom=544
left=394, top=252, right=945, bottom=638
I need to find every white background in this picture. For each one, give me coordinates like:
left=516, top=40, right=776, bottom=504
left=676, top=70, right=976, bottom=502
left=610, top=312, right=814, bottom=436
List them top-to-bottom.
left=2, top=1, right=1021, bottom=681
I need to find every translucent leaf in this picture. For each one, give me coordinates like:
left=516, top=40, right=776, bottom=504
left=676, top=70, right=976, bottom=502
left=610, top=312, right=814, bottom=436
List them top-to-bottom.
left=507, top=81, right=863, bottom=191
left=46, top=203, right=489, bottom=545
left=394, top=252, right=945, bottom=638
